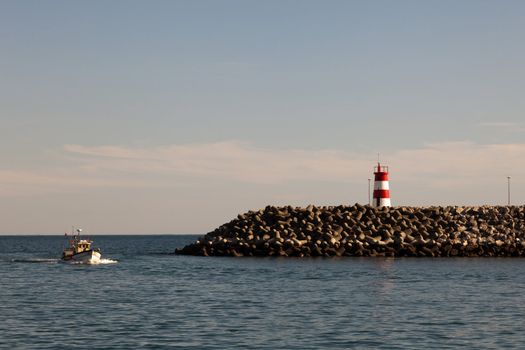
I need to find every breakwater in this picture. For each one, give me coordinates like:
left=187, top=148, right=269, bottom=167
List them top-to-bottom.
left=176, top=204, right=525, bottom=257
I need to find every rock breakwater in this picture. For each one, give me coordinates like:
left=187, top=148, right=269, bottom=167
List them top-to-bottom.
left=176, top=205, right=525, bottom=257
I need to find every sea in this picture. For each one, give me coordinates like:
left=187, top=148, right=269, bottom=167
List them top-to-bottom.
left=1, top=235, right=525, bottom=349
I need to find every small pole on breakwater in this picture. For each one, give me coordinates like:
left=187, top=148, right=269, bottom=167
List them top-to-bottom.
left=507, top=176, right=511, bottom=205
left=368, top=178, right=371, bottom=206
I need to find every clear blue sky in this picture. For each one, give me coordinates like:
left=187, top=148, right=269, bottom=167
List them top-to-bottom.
left=1, top=0, right=524, bottom=234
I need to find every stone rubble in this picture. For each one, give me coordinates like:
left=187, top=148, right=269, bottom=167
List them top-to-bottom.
left=175, top=204, right=525, bottom=257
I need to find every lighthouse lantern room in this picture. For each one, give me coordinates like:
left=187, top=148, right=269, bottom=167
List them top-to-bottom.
left=373, top=163, right=391, bottom=208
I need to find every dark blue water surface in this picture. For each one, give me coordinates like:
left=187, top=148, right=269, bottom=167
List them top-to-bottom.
left=1, top=235, right=525, bottom=349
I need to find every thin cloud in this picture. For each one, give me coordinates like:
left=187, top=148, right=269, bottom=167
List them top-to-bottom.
left=478, top=121, right=519, bottom=127
left=478, top=121, right=525, bottom=132
left=64, top=140, right=525, bottom=187
left=1, top=141, right=524, bottom=197
left=64, top=141, right=368, bottom=184
left=0, top=169, right=163, bottom=197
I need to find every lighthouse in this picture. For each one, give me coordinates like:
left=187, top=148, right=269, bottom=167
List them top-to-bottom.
left=373, top=163, right=391, bottom=207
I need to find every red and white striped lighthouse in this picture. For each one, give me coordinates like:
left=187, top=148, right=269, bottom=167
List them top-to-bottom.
left=373, top=163, right=391, bottom=207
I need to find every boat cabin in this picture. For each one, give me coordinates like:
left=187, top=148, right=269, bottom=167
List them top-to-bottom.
left=74, top=240, right=92, bottom=253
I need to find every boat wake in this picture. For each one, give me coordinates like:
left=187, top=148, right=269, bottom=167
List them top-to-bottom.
left=9, top=257, right=118, bottom=265
left=10, top=258, right=59, bottom=264
left=68, top=258, right=118, bottom=265
left=93, top=258, right=118, bottom=264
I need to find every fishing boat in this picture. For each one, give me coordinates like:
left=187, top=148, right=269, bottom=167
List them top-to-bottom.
left=62, top=228, right=101, bottom=263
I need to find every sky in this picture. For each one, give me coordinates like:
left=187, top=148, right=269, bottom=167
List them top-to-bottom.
left=1, top=0, right=524, bottom=234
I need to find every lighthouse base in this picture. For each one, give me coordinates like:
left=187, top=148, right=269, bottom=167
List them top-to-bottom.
left=373, top=198, right=391, bottom=207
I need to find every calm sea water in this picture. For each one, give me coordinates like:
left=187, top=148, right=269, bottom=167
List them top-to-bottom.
left=1, top=235, right=525, bottom=349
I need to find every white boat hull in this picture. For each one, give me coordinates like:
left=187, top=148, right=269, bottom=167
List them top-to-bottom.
left=65, top=250, right=101, bottom=264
